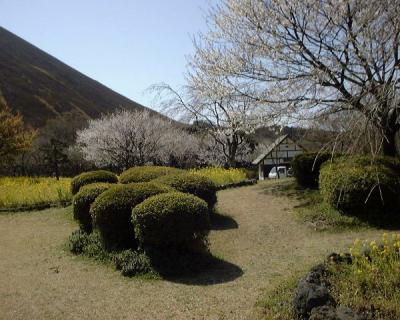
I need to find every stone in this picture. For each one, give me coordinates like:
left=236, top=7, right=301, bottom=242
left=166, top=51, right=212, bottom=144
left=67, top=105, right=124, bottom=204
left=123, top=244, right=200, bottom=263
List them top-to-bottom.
left=293, top=271, right=333, bottom=319
left=310, top=306, right=338, bottom=320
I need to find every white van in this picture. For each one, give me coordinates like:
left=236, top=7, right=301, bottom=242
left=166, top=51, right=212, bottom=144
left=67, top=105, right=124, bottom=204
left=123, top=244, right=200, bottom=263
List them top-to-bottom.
left=268, top=166, right=290, bottom=179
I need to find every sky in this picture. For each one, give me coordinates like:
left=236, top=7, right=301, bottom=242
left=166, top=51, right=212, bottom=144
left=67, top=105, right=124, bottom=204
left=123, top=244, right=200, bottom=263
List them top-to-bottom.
left=0, top=0, right=213, bottom=109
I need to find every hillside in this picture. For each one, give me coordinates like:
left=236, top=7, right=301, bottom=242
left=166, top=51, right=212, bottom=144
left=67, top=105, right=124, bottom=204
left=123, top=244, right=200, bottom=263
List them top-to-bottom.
left=0, top=27, right=152, bottom=127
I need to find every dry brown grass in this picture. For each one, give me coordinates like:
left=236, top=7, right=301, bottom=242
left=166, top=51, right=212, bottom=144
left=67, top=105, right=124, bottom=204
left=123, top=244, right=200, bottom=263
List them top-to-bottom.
left=0, top=180, right=394, bottom=320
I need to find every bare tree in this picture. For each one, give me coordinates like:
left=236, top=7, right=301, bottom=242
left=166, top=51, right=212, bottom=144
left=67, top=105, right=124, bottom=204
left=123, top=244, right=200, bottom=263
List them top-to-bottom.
left=192, top=0, right=400, bottom=156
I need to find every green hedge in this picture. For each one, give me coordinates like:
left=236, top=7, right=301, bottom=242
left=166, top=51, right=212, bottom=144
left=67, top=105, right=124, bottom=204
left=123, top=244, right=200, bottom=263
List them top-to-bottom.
left=291, top=152, right=332, bottom=188
left=344, top=155, right=400, bottom=171
left=319, top=156, right=400, bottom=216
left=119, top=166, right=183, bottom=184
left=71, top=170, right=118, bottom=195
left=153, top=173, right=217, bottom=209
left=90, top=182, right=172, bottom=250
left=72, top=183, right=112, bottom=233
left=132, top=192, right=210, bottom=249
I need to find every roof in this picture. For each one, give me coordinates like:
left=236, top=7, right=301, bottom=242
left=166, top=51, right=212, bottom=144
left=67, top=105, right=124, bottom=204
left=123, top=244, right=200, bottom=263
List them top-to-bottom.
left=252, top=134, right=307, bottom=165
left=252, top=134, right=288, bottom=165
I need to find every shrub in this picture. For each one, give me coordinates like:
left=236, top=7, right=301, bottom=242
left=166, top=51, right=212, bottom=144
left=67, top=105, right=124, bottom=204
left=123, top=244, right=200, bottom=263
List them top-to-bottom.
left=291, top=152, right=332, bottom=188
left=345, top=155, right=400, bottom=172
left=319, top=157, right=400, bottom=217
left=119, top=166, right=183, bottom=184
left=189, top=167, right=247, bottom=186
left=70, top=170, right=118, bottom=195
left=153, top=173, right=217, bottom=208
left=90, top=182, right=172, bottom=250
left=72, top=183, right=112, bottom=233
left=132, top=192, right=210, bottom=249
left=68, top=229, right=90, bottom=254
left=68, top=230, right=111, bottom=261
left=112, top=250, right=154, bottom=277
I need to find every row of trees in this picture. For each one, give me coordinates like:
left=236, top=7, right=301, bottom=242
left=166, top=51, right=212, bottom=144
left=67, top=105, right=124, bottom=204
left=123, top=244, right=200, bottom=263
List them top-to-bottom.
left=0, top=105, right=257, bottom=176
left=76, top=109, right=257, bottom=170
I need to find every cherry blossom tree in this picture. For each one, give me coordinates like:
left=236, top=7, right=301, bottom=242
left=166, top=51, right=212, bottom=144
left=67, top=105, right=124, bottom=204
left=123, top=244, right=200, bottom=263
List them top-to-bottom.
left=192, top=0, right=400, bottom=156
left=150, top=79, right=265, bottom=167
left=76, top=110, right=199, bottom=170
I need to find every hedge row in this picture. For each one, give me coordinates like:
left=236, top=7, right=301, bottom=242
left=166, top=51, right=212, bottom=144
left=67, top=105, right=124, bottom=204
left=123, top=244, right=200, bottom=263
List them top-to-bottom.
left=70, top=166, right=225, bottom=274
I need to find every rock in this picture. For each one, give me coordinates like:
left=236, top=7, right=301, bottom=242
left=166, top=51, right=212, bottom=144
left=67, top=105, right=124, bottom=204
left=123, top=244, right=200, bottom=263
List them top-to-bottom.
left=293, top=262, right=372, bottom=320
left=293, top=266, right=334, bottom=319
left=310, top=305, right=372, bottom=320
left=310, top=306, right=338, bottom=320
left=336, top=306, right=356, bottom=319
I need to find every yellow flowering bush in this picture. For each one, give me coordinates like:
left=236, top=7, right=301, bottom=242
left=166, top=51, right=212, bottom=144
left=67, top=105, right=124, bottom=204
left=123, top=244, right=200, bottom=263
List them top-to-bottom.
left=189, top=167, right=247, bottom=186
left=0, top=177, right=72, bottom=209
left=328, top=233, right=400, bottom=319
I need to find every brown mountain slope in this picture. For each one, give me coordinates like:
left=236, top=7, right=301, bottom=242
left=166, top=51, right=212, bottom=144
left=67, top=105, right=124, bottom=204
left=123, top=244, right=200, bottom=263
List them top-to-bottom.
left=0, top=26, right=154, bottom=127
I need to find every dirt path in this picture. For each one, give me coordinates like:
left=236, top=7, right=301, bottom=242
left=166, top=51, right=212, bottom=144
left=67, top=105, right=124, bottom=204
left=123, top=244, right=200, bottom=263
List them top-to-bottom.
left=0, top=181, right=392, bottom=320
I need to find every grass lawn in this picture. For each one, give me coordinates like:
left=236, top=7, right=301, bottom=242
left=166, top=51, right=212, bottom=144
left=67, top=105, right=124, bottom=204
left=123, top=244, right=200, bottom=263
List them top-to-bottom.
left=261, top=178, right=371, bottom=232
left=0, top=179, right=395, bottom=320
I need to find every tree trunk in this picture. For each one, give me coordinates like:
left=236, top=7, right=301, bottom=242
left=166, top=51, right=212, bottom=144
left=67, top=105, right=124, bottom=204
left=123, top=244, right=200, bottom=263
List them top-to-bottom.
left=382, top=128, right=399, bottom=157
left=227, top=157, right=236, bottom=168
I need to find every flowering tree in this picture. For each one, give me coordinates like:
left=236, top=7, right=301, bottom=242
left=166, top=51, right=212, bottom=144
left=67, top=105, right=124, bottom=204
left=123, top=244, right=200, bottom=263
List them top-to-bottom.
left=192, top=0, right=400, bottom=156
left=151, top=79, right=264, bottom=167
left=76, top=110, right=198, bottom=170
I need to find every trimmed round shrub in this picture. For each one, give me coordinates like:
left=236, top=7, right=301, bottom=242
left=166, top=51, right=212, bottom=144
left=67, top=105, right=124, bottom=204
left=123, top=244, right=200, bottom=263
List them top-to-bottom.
left=291, top=152, right=332, bottom=188
left=319, top=157, right=400, bottom=216
left=119, top=166, right=183, bottom=184
left=71, top=170, right=118, bottom=195
left=153, top=173, right=217, bottom=208
left=90, top=182, right=172, bottom=250
left=72, top=183, right=112, bottom=233
left=132, top=192, right=210, bottom=249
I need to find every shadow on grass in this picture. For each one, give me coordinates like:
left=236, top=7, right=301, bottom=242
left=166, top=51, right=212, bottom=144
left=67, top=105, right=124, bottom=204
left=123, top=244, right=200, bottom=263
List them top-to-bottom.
left=258, top=179, right=400, bottom=231
left=259, top=179, right=319, bottom=211
left=210, top=212, right=238, bottom=230
left=343, top=212, right=400, bottom=230
left=69, top=229, right=244, bottom=285
left=143, top=246, right=244, bottom=286
left=163, top=255, right=244, bottom=286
